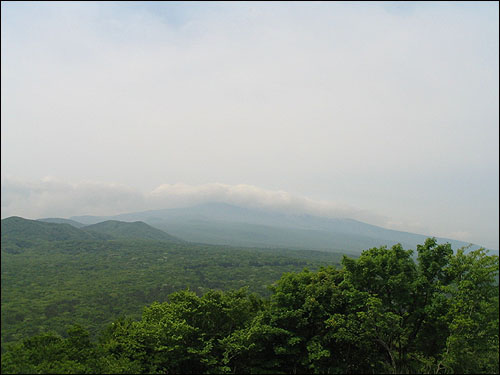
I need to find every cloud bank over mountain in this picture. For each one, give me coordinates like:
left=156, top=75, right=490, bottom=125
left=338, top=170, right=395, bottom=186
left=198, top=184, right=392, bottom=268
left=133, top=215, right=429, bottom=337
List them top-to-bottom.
left=2, top=176, right=495, bottom=249
left=1, top=177, right=366, bottom=220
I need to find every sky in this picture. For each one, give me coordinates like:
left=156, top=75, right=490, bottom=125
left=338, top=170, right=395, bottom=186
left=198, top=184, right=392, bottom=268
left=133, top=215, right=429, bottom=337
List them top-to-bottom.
left=1, top=2, right=499, bottom=250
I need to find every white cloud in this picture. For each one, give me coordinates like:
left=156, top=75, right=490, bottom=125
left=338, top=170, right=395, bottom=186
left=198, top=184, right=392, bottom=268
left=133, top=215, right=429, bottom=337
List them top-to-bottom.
left=2, top=175, right=392, bottom=224
left=1, top=176, right=497, bottom=249
left=1, top=176, right=368, bottom=219
left=1, top=176, right=146, bottom=218
left=150, top=182, right=364, bottom=218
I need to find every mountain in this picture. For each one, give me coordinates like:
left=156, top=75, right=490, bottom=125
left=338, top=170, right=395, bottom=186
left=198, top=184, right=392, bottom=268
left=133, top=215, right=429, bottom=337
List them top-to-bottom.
left=71, top=202, right=494, bottom=254
left=1, top=216, right=110, bottom=243
left=1, top=217, right=181, bottom=248
left=38, top=217, right=86, bottom=228
left=82, top=220, right=182, bottom=242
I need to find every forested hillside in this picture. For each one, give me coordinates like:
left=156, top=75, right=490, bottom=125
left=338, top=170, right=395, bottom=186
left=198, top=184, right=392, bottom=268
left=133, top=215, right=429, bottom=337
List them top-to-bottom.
left=1, top=217, right=110, bottom=245
left=1, top=239, right=498, bottom=374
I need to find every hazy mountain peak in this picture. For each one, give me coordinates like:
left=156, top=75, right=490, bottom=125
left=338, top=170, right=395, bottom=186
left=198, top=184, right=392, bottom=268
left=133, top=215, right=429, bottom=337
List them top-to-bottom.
left=70, top=202, right=494, bottom=254
left=1, top=216, right=108, bottom=242
left=37, top=217, right=86, bottom=228
left=82, top=220, right=182, bottom=243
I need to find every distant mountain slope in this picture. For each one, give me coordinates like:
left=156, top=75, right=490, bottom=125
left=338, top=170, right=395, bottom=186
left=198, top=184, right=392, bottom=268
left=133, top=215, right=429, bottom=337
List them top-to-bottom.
left=71, top=202, right=494, bottom=254
left=69, top=215, right=112, bottom=225
left=1, top=216, right=109, bottom=242
left=1, top=217, right=181, bottom=248
left=37, top=217, right=86, bottom=228
left=82, top=220, right=182, bottom=242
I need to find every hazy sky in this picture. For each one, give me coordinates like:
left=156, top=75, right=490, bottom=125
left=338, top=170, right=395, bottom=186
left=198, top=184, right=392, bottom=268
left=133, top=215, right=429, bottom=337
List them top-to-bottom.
left=1, top=2, right=498, bottom=249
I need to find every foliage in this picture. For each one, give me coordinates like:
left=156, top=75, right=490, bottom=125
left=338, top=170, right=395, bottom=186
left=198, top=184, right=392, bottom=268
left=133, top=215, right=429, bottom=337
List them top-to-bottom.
left=1, top=237, right=342, bottom=347
left=1, top=239, right=498, bottom=374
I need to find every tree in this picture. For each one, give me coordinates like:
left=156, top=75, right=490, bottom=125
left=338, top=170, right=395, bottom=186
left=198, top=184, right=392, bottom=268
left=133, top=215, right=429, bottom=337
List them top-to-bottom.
left=342, top=239, right=499, bottom=374
left=436, top=248, right=499, bottom=373
left=96, top=288, right=262, bottom=374
left=1, top=327, right=95, bottom=374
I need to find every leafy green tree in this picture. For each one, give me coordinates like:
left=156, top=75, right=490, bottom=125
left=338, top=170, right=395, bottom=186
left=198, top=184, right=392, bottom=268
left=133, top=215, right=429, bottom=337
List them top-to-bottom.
left=342, top=239, right=499, bottom=374
left=342, top=243, right=421, bottom=373
left=434, top=248, right=499, bottom=373
left=221, top=267, right=388, bottom=373
left=96, top=288, right=262, bottom=374
left=1, top=327, right=94, bottom=374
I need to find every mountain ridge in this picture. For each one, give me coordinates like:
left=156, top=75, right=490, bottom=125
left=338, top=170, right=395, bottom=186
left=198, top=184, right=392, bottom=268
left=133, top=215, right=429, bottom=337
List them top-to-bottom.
left=70, top=202, right=494, bottom=254
left=1, top=216, right=109, bottom=242
left=1, top=217, right=181, bottom=245
left=38, top=217, right=86, bottom=228
left=82, top=220, right=182, bottom=242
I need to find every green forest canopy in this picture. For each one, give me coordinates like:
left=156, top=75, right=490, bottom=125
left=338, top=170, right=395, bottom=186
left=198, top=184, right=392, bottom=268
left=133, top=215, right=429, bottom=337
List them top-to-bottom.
left=2, top=239, right=498, bottom=374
